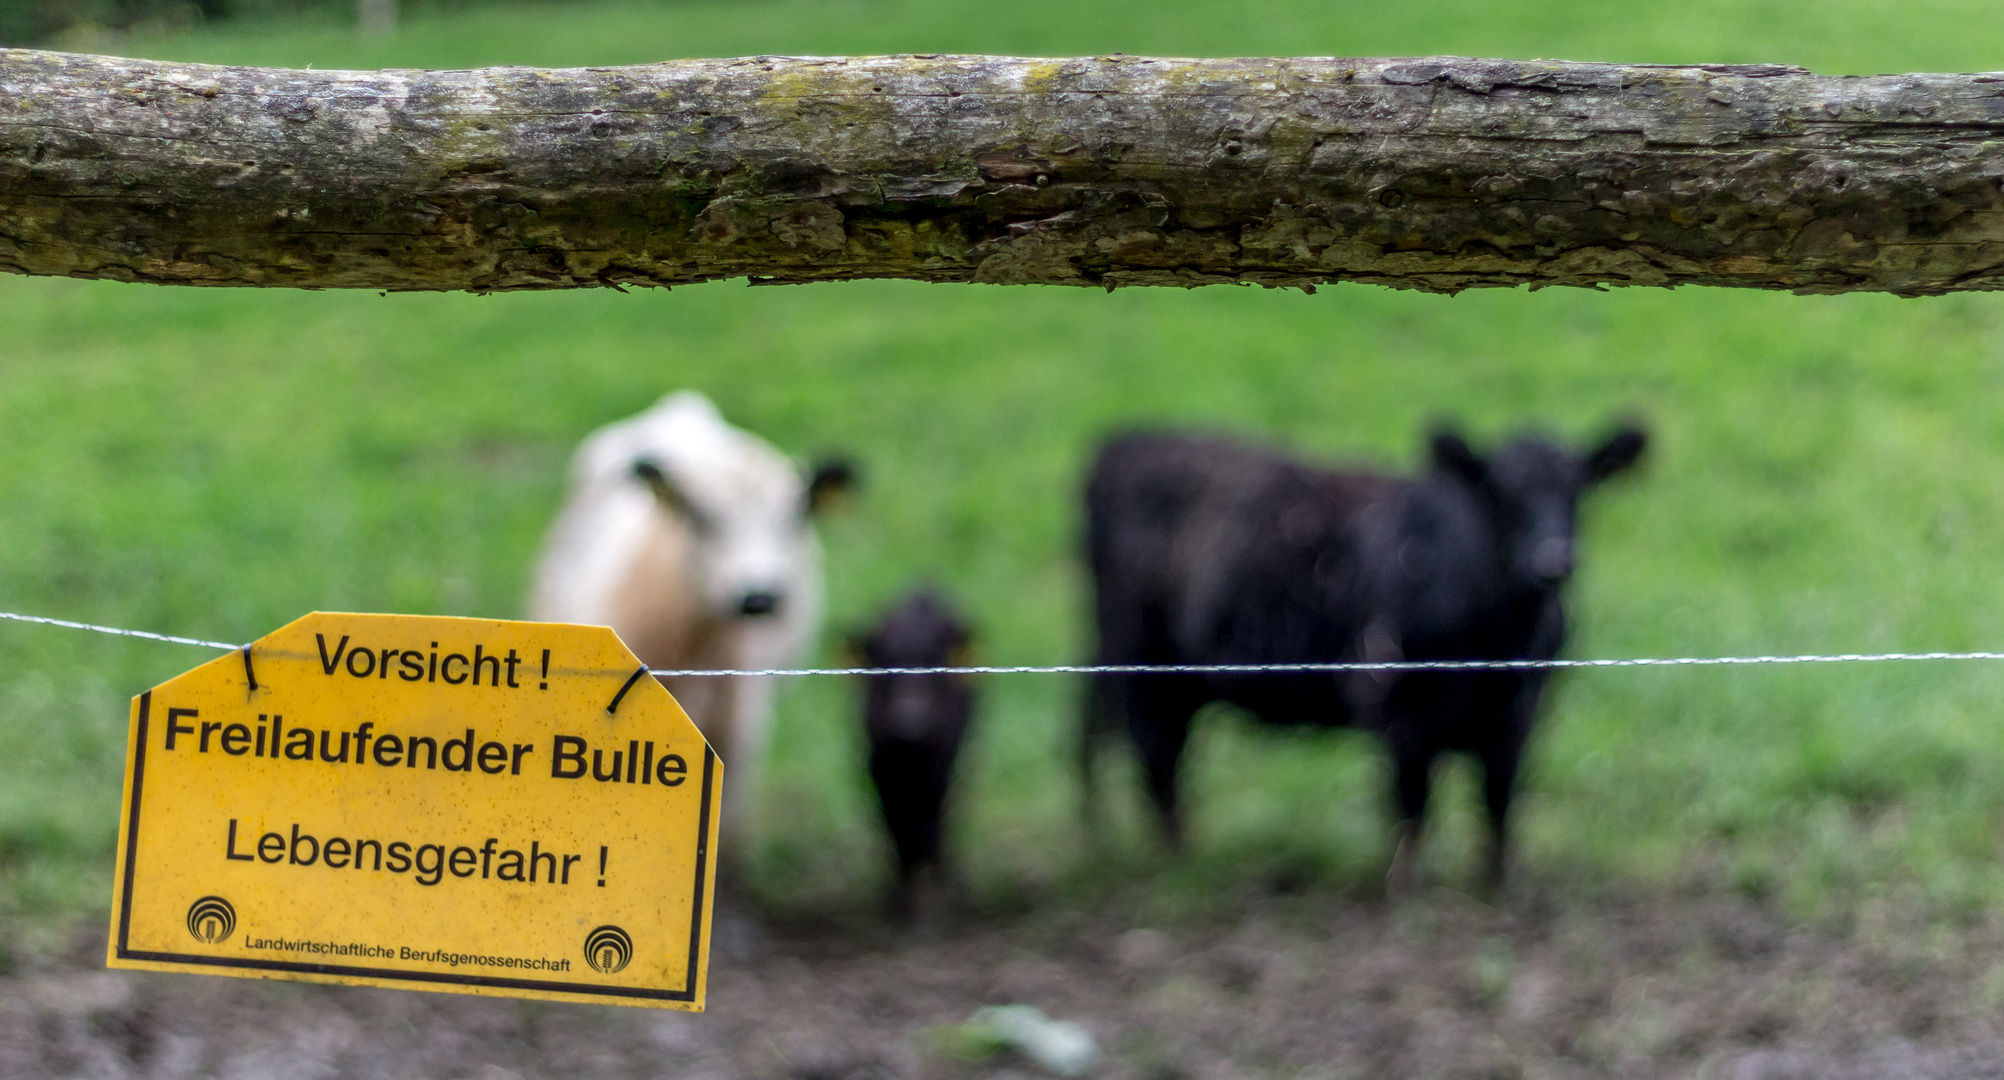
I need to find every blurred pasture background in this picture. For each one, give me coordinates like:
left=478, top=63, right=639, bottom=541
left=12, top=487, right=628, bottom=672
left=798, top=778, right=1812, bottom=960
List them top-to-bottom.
left=5, top=0, right=2004, bottom=933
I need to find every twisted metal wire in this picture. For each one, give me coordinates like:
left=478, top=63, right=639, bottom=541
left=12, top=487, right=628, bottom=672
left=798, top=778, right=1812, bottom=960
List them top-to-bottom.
left=7, top=608, right=2000, bottom=677
left=0, top=610, right=242, bottom=652
left=645, top=652, right=2004, bottom=677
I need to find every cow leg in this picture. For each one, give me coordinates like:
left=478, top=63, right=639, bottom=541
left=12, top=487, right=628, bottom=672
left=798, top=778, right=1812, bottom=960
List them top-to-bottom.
left=664, top=671, right=755, bottom=882
left=1480, top=673, right=1541, bottom=895
left=718, top=674, right=776, bottom=853
left=1078, top=674, right=1124, bottom=836
left=1127, top=676, right=1205, bottom=850
left=1385, top=733, right=1436, bottom=898
left=870, top=738, right=947, bottom=919
left=1478, top=738, right=1523, bottom=895
left=869, top=743, right=935, bottom=873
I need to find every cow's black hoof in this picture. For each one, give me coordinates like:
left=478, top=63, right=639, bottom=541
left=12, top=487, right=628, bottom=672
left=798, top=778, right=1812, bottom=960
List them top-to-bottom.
left=1384, top=819, right=1422, bottom=901
left=1476, top=845, right=1512, bottom=904
left=885, top=864, right=958, bottom=934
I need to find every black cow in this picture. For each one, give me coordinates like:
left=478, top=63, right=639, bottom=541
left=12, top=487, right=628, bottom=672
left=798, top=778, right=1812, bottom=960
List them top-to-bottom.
left=1081, top=423, right=1646, bottom=891
left=854, top=589, right=976, bottom=914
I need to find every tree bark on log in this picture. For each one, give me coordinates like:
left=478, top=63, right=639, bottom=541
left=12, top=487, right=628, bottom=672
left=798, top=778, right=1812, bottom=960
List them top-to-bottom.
left=6, top=48, right=2004, bottom=295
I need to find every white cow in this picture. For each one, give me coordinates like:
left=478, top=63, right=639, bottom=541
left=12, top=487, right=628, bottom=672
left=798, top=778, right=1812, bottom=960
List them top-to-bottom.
left=529, top=391, right=851, bottom=845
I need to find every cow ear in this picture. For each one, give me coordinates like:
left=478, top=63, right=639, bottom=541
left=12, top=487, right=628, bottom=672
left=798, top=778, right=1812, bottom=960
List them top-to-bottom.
left=1584, top=426, right=1647, bottom=483
left=1430, top=430, right=1486, bottom=484
left=806, top=456, right=857, bottom=515
left=633, top=460, right=698, bottom=520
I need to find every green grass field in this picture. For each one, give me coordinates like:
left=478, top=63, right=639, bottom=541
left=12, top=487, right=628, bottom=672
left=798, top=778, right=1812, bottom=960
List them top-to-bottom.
left=7, top=0, right=2004, bottom=929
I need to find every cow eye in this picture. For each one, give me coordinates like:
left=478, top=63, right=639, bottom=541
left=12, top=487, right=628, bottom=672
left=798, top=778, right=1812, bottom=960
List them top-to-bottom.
left=684, top=505, right=719, bottom=535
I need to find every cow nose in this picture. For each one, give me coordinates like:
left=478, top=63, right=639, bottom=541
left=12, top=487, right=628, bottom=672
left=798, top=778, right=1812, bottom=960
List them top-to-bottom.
left=1532, top=538, right=1573, bottom=581
left=739, top=591, right=782, bottom=617
left=888, top=685, right=936, bottom=738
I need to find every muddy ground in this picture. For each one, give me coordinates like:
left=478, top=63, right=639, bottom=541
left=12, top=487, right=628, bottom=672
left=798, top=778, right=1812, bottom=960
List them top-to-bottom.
left=7, top=888, right=2004, bottom=1080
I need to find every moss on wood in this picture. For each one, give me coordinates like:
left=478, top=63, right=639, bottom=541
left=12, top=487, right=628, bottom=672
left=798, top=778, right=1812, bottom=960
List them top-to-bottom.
left=5, top=49, right=2004, bottom=294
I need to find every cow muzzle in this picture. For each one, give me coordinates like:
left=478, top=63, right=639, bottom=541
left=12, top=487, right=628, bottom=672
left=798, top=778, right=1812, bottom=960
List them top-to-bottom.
left=1531, top=537, right=1573, bottom=583
left=738, top=591, right=783, bottom=617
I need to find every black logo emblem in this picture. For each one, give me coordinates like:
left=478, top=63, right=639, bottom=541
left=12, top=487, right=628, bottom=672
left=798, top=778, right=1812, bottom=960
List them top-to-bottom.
left=186, top=896, right=236, bottom=944
left=583, top=925, right=632, bottom=974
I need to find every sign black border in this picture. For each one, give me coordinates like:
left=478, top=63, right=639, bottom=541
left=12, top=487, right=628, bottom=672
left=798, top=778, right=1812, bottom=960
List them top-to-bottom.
left=115, top=690, right=716, bottom=1003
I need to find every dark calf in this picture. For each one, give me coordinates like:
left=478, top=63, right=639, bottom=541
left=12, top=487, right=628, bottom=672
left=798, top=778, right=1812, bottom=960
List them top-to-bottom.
left=1081, top=422, right=1645, bottom=891
left=854, top=589, right=976, bottom=912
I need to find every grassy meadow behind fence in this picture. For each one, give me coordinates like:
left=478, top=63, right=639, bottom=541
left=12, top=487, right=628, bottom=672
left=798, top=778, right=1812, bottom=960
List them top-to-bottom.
left=7, top=0, right=2004, bottom=930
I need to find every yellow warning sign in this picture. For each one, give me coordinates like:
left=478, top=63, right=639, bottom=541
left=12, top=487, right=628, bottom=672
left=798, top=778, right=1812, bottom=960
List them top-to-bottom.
left=106, top=612, right=720, bottom=1011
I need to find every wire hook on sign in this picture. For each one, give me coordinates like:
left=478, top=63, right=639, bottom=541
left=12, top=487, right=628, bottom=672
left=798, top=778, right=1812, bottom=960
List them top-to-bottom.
left=8, top=608, right=2004, bottom=676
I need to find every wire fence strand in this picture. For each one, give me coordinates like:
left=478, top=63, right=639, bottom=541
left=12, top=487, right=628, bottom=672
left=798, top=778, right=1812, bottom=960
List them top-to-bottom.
left=8, top=608, right=2004, bottom=677
left=0, top=610, right=243, bottom=652
left=647, top=653, right=2004, bottom=676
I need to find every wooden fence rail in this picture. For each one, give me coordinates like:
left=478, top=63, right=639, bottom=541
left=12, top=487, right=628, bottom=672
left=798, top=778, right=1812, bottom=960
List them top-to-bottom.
left=6, top=49, right=2004, bottom=294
